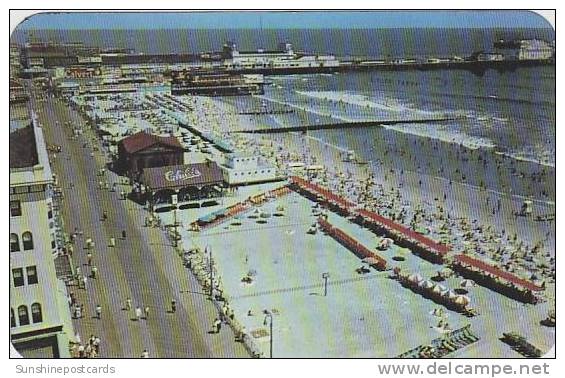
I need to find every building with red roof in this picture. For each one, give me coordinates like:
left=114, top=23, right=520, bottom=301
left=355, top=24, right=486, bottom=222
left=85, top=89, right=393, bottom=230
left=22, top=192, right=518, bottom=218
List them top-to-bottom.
left=116, top=131, right=184, bottom=177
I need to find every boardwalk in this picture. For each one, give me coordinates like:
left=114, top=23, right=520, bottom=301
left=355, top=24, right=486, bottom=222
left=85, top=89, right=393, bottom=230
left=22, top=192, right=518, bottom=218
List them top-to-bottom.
left=32, top=90, right=248, bottom=358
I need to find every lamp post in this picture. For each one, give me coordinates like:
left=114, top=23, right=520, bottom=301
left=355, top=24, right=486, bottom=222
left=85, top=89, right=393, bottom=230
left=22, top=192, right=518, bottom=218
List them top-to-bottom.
left=172, top=194, right=179, bottom=248
left=208, top=246, right=214, bottom=298
left=322, top=272, right=330, bottom=297
left=263, top=312, right=273, bottom=358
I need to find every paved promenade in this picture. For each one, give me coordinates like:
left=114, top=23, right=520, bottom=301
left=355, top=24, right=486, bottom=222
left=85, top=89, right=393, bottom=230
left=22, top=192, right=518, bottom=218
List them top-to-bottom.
left=33, top=90, right=249, bottom=358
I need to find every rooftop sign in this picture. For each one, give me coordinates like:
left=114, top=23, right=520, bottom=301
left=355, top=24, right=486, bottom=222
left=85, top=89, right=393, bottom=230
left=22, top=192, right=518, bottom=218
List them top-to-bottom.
left=165, top=167, right=201, bottom=182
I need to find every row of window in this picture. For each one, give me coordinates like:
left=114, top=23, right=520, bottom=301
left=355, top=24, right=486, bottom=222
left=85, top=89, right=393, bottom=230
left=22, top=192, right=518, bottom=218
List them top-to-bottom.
left=9, top=184, right=48, bottom=196
left=10, top=200, right=53, bottom=219
left=10, top=232, right=34, bottom=252
left=12, top=266, right=38, bottom=287
left=10, top=304, right=43, bottom=327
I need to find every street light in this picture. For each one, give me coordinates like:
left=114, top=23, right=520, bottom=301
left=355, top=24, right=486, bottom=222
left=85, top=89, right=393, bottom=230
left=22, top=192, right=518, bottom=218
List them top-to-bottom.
left=171, top=193, right=180, bottom=248
left=207, top=246, right=214, bottom=298
left=322, top=272, right=330, bottom=297
left=263, top=312, right=273, bottom=358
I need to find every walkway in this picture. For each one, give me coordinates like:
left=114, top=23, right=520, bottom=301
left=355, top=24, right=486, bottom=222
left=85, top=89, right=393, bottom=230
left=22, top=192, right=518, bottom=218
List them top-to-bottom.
left=32, top=90, right=249, bottom=358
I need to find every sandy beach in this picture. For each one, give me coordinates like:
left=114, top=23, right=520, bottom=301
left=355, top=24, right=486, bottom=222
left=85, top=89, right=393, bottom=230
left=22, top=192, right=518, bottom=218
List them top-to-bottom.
left=68, top=85, right=555, bottom=358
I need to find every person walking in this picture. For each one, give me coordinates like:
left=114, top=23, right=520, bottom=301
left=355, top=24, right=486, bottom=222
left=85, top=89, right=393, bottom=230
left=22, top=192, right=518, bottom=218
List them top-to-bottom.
left=102, top=211, right=108, bottom=221
left=121, top=230, right=126, bottom=239
left=87, top=252, right=93, bottom=266
left=91, top=265, right=98, bottom=279
left=82, top=275, right=88, bottom=290
left=125, top=298, right=132, bottom=311
left=171, top=299, right=176, bottom=313
left=95, top=304, right=102, bottom=319
left=135, top=306, right=142, bottom=321
left=144, top=306, right=150, bottom=320
left=213, top=318, right=222, bottom=334
left=93, top=336, right=101, bottom=354
left=78, top=344, right=85, bottom=358
left=141, top=349, right=149, bottom=358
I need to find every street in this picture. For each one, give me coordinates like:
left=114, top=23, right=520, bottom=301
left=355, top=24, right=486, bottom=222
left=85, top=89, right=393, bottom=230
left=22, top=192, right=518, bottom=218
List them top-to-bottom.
left=32, top=89, right=249, bottom=358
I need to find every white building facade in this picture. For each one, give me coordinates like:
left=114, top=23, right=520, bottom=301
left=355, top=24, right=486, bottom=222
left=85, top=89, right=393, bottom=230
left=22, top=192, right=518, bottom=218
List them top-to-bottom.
left=518, top=39, right=554, bottom=61
left=223, top=42, right=340, bottom=70
left=10, top=116, right=74, bottom=358
left=221, top=154, right=277, bottom=185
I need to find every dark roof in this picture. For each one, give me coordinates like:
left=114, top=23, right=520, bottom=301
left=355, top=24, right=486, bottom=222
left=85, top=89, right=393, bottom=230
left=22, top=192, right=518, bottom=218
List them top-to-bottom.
left=10, top=125, right=38, bottom=168
left=120, top=131, right=183, bottom=154
left=140, top=162, right=224, bottom=191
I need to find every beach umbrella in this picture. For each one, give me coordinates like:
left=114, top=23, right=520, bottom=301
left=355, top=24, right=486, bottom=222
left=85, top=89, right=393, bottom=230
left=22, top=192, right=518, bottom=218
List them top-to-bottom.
left=362, top=257, right=382, bottom=266
left=460, top=279, right=475, bottom=288
left=423, top=280, right=435, bottom=289
left=432, top=284, right=447, bottom=294
left=445, top=290, right=458, bottom=300
left=455, top=295, right=470, bottom=306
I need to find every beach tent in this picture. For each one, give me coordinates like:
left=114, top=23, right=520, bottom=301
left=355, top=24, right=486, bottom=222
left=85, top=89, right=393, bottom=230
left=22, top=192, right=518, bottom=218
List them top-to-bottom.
left=408, top=273, right=424, bottom=283
left=460, top=279, right=475, bottom=288
left=419, top=280, right=435, bottom=289
left=445, top=290, right=458, bottom=300
left=454, top=295, right=470, bottom=306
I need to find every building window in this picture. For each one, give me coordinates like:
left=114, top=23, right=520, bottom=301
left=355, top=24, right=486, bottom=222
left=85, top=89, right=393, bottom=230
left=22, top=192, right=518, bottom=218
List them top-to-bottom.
left=10, top=200, right=22, bottom=217
left=22, top=232, right=33, bottom=250
left=10, top=233, right=20, bottom=252
left=26, top=266, right=38, bottom=285
left=12, top=268, right=24, bottom=287
left=31, top=303, right=42, bottom=323
left=18, top=305, right=29, bottom=326
left=11, top=308, right=16, bottom=328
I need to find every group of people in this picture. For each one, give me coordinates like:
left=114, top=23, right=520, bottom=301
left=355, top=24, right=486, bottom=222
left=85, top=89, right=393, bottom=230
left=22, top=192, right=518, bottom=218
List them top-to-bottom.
left=125, top=297, right=152, bottom=321
left=71, top=334, right=101, bottom=358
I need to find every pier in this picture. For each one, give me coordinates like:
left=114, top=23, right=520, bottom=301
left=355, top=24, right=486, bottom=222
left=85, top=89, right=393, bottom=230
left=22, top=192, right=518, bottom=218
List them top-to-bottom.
left=238, top=109, right=295, bottom=115
left=231, top=116, right=463, bottom=134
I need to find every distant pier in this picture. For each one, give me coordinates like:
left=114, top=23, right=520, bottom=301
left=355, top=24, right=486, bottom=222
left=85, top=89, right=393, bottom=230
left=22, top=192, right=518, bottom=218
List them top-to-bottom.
left=231, top=116, right=464, bottom=134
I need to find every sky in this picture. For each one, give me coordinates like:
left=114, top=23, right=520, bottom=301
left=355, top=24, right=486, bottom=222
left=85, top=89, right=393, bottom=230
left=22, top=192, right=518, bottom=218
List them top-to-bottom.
left=14, top=11, right=553, bottom=30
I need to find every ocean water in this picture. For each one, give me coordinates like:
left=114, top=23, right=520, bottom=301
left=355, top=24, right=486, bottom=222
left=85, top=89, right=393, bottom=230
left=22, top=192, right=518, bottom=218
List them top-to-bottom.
left=12, top=27, right=555, bottom=165
left=262, top=67, right=556, bottom=166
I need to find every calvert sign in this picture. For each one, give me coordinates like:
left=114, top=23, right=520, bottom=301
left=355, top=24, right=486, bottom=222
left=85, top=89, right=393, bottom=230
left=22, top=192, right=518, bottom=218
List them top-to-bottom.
left=165, top=167, right=202, bottom=182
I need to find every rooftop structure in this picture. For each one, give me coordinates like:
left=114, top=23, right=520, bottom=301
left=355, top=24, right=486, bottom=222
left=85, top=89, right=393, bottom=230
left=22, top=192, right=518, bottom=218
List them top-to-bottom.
left=116, top=131, right=184, bottom=176
left=221, top=153, right=277, bottom=185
